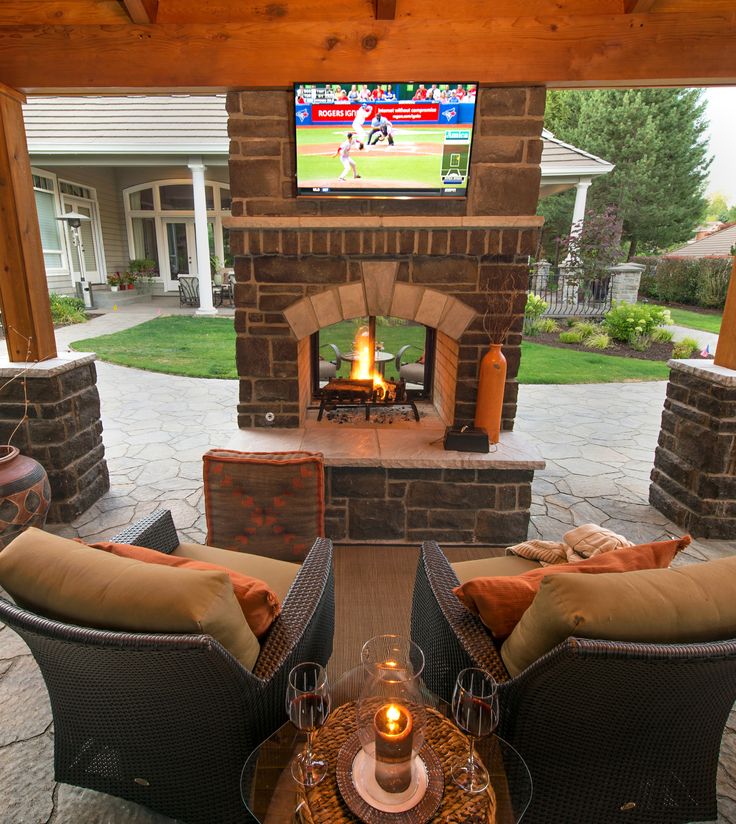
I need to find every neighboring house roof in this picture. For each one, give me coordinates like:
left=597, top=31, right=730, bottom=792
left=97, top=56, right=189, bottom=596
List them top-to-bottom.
left=24, top=96, right=614, bottom=187
left=666, top=223, right=736, bottom=258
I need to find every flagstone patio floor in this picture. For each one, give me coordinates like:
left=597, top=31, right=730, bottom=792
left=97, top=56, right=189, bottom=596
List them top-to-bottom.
left=0, top=307, right=734, bottom=821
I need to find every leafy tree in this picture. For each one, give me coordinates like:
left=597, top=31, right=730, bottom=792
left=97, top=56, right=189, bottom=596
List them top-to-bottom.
left=539, top=89, right=711, bottom=258
left=705, top=192, right=730, bottom=222
left=559, top=205, right=623, bottom=281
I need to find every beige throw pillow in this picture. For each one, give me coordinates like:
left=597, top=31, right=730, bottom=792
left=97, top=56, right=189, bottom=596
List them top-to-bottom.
left=0, top=528, right=261, bottom=671
left=501, top=555, right=736, bottom=677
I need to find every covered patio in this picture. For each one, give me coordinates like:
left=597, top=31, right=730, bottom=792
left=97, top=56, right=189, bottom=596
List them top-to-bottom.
left=2, top=1, right=736, bottom=822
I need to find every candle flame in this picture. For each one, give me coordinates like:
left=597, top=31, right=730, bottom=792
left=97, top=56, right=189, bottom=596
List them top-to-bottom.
left=386, top=704, right=401, bottom=733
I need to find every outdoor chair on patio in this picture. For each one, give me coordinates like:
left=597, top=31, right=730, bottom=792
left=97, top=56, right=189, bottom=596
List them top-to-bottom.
left=178, top=275, right=200, bottom=307
left=395, top=344, right=425, bottom=386
left=0, top=509, right=334, bottom=824
left=411, top=540, right=736, bottom=824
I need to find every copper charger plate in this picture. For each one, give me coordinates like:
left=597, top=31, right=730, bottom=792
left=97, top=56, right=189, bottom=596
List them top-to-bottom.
left=335, top=732, right=443, bottom=824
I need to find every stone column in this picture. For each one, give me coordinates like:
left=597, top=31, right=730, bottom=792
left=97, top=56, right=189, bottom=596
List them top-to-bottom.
left=188, top=158, right=216, bottom=316
left=609, top=263, right=644, bottom=305
left=0, top=352, right=109, bottom=522
left=650, top=359, right=736, bottom=538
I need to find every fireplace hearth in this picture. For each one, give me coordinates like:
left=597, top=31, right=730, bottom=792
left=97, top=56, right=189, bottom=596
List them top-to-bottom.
left=317, top=377, right=420, bottom=422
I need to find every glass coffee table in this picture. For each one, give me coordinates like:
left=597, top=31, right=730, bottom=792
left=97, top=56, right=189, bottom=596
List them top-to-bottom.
left=241, top=669, right=531, bottom=823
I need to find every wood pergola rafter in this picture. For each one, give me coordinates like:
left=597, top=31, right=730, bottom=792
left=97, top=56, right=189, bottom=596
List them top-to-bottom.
left=119, top=0, right=158, bottom=23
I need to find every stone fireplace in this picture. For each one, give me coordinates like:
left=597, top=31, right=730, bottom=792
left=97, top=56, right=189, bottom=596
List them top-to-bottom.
left=224, top=87, right=546, bottom=543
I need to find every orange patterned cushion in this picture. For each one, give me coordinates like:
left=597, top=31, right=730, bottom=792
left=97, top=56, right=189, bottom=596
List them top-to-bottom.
left=203, top=450, right=325, bottom=562
left=454, top=537, right=690, bottom=640
left=91, top=541, right=281, bottom=638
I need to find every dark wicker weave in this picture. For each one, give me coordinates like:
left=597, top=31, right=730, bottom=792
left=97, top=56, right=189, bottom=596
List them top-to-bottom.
left=0, top=510, right=335, bottom=824
left=411, top=540, right=736, bottom=824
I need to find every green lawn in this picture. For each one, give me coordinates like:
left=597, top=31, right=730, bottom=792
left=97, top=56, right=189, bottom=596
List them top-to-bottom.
left=664, top=306, right=722, bottom=335
left=71, top=316, right=238, bottom=379
left=71, top=316, right=670, bottom=385
left=518, top=341, right=670, bottom=384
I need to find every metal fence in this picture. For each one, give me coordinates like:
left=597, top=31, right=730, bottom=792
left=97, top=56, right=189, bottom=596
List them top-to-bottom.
left=528, top=264, right=613, bottom=318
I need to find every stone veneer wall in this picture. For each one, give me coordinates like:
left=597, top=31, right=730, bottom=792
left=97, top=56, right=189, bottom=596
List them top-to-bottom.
left=226, top=87, right=544, bottom=429
left=0, top=354, right=109, bottom=522
left=650, top=360, right=736, bottom=538
left=325, top=466, right=533, bottom=544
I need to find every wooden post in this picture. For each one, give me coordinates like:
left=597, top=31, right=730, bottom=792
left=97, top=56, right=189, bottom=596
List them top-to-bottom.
left=0, top=82, right=57, bottom=362
left=714, top=255, right=736, bottom=371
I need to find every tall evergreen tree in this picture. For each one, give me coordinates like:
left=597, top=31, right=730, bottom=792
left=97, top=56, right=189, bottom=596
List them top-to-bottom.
left=539, top=89, right=711, bottom=258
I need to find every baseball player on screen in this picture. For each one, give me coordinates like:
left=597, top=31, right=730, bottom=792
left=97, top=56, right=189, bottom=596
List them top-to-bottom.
left=351, top=102, right=371, bottom=146
left=367, top=113, right=394, bottom=148
left=334, top=132, right=363, bottom=181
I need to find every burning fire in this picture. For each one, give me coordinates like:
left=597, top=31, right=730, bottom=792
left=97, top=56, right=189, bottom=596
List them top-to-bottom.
left=350, top=326, right=389, bottom=398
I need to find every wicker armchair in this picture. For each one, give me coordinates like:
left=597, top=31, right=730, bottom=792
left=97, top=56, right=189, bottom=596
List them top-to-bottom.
left=0, top=510, right=334, bottom=824
left=411, top=540, right=736, bottom=824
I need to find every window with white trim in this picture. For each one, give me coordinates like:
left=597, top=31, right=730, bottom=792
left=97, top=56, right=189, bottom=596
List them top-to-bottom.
left=32, top=173, right=65, bottom=270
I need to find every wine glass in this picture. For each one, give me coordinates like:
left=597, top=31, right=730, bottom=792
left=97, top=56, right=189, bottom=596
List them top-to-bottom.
left=287, top=662, right=331, bottom=787
left=451, top=668, right=499, bottom=794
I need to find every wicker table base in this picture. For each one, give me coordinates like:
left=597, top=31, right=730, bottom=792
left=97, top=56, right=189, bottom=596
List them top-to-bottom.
left=296, top=702, right=496, bottom=824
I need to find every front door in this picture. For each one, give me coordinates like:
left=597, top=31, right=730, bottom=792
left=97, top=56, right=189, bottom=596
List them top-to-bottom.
left=62, top=198, right=104, bottom=285
left=163, top=219, right=197, bottom=292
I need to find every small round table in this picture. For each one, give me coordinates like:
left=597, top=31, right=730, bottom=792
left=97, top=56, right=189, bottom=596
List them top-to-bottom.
left=240, top=669, right=531, bottom=824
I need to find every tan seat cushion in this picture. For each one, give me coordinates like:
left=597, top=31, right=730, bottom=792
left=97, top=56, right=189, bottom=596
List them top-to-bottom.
left=0, top=528, right=260, bottom=671
left=455, top=537, right=688, bottom=641
left=175, top=542, right=300, bottom=604
left=452, top=555, right=542, bottom=585
left=501, top=555, right=736, bottom=678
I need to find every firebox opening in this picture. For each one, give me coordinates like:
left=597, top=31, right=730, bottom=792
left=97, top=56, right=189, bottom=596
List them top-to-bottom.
left=310, top=317, right=434, bottom=401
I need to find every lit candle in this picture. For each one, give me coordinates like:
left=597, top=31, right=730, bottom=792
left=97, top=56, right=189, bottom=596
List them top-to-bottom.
left=374, top=703, right=414, bottom=793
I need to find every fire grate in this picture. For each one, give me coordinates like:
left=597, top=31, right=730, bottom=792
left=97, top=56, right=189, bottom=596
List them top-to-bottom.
left=317, top=378, right=420, bottom=422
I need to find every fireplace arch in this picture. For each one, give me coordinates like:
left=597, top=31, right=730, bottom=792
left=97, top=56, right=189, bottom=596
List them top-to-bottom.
left=281, top=262, right=477, bottom=425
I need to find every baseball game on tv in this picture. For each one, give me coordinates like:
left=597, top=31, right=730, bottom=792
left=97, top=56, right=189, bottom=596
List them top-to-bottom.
left=294, top=82, right=477, bottom=198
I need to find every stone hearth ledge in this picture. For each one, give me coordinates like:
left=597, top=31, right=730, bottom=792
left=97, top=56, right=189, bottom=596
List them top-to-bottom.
left=227, top=423, right=545, bottom=470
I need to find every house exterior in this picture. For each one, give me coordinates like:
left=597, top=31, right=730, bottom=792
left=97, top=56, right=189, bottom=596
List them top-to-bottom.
left=24, top=95, right=612, bottom=299
left=666, top=222, right=736, bottom=258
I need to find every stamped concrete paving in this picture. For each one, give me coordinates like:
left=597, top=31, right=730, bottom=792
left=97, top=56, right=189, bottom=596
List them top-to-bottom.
left=1, top=328, right=735, bottom=820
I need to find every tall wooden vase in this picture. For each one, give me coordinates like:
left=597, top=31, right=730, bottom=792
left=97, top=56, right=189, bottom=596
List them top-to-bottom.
left=474, top=343, right=507, bottom=444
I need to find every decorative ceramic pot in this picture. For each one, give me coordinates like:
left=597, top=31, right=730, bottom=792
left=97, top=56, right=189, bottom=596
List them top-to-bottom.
left=474, top=343, right=507, bottom=444
left=0, top=446, right=51, bottom=549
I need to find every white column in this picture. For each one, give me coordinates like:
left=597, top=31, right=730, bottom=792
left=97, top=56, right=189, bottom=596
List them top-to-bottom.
left=188, top=157, right=217, bottom=316
left=570, top=177, right=593, bottom=235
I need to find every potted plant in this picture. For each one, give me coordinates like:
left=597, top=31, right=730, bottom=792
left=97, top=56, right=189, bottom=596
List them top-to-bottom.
left=210, top=255, right=223, bottom=286
left=128, top=258, right=157, bottom=294
left=123, top=271, right=138, bottom=291
left=107, top=272, right=122, bottom=292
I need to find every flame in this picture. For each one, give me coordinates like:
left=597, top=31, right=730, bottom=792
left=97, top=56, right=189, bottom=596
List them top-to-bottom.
left=350, top=326, right=387, bottom=396
left=386, top=704, right=401, bottom=733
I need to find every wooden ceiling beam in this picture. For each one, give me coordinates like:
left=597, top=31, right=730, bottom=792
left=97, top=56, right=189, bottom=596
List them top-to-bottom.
left=120, top=0, right=158, bottom=23
left=0, top=1, right=129, bottom=25
left=2, top=12, right=736, bottom=90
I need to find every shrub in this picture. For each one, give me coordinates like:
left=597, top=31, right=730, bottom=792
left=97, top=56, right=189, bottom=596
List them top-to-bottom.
left=633, top=256, right=661, bottom=300
left=643, top=257, right=731, bottom=309
left=694, top=259, right=732, bottom=308
left=524, top=293, right=549, bottom=335
left=49, top=294, right=86, bottom=326
left=603, top=301, right=672, bottom=343
left=537, top=318, right=559, bottom=334
left=570, top=320, right=599, bottom=340
left=651, top=327, right=674, bottom=343
left=559, top=330, right=585, bottom=344
left=584, top=333, right=610, bottom=350
left=629, top=334, right=651, bottom=352
left=672, top=337, right=700, bottom=359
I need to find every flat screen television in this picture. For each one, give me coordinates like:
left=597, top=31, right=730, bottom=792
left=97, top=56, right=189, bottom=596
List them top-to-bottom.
left=294, top=82, right=478, bottom=198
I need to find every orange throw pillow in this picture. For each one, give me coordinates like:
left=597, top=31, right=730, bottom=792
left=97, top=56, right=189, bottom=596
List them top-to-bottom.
left=454, top=536, right=690, bottom=640
left=90, top=542, right=281, bottom=639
